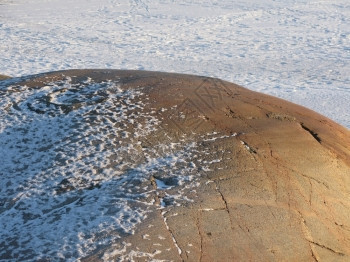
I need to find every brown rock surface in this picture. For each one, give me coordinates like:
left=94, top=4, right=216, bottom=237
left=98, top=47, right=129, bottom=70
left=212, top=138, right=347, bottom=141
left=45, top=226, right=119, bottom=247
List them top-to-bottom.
left=2, top=69, right=350, bottom=261
left=0, top=74, right=11, bottom=80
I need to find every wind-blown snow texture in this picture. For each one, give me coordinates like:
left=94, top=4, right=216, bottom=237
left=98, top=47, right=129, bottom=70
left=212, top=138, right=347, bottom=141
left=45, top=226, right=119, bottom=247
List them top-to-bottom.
left=0, top=0, right=349, bottom=128
left=0, top=75, right=230, bottom=260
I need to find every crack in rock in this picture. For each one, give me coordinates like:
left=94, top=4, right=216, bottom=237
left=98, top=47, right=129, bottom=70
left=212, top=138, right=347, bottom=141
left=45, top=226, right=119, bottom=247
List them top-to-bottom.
left=300, top=123, right=321, bottom=143
left=240, top=140, right=257, bottom=154
left=151, top=175, right=184, bottom=261
left=214, top=181, right=236, bottom=234
left=161, top=210, right=184, bottom=261
left=196, top=210, right=203, bottom=262
left=309, top=241, right=345, bottom=257
left=310, top=244, right=320, bottom=262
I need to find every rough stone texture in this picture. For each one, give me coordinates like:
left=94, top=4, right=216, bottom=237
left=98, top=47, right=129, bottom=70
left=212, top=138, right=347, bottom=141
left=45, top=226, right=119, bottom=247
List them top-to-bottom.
left=4, top=70, right=350, bottom=261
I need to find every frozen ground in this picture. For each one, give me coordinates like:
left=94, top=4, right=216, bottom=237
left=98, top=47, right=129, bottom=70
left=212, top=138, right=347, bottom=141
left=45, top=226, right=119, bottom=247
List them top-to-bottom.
left=0, top=0, right=349, bottom=128
left=0, top=1, right=349, bottom=259
left=0, top=75, right=230, bottom=260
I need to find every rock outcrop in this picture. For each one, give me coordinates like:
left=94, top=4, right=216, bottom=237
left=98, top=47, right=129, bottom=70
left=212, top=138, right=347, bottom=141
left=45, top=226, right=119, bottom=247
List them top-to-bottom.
left=1, top=70, right=349, bottom=261
left=0, top=74, right=11, bottom=80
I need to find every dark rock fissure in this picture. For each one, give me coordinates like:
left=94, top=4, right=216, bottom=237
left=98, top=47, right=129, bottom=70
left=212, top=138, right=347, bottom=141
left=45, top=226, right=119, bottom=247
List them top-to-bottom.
left=301, top=123, right=321, bottom=143
left=151, top=176, right=184, bottom=261
left=196, top=211, right=203, bottom=262
left=309, top=241, right=345, bottom=257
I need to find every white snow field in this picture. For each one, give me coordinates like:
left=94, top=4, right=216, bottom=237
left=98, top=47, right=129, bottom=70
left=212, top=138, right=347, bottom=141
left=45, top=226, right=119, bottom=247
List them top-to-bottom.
left=0, top=0, right=349, bottom=128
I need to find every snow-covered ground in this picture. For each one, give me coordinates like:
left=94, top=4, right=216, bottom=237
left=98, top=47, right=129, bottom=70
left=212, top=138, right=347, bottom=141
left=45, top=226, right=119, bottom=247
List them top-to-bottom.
left=0, top=0, right=349, bottom=127
left=0, top=1, right=349, bottom=260
left=0, top=69, right=245, bottom=260
left=0, top=75, right=230, bottom=260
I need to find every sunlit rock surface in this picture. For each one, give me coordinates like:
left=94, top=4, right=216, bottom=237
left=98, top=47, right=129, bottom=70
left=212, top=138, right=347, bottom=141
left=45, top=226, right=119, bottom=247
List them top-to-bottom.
left=1, top=70, right=350, bottom=261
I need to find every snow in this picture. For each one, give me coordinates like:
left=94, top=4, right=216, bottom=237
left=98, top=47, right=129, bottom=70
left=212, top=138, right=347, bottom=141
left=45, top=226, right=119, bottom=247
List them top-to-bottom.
left=0, top=0, right=349, bottom=128
left=0, top=0, right=349, bottom=260
left=0, top=74, right=233, bottom=260
left=0, top=78, right=155, bottom=260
